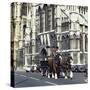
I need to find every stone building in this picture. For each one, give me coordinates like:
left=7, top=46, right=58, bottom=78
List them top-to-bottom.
left=11, top=3, right=88, bottom=69
left=11, top=3, right=36, bottom=69
left=35, top=4, right=88, bottom=66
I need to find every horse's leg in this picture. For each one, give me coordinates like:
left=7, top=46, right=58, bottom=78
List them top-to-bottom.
left=69, top=60, right=73, bottom=79
left=52, top=63, right=57, bottom=79
left=51, top=64, right=55, bottom=78
left=54, top=65, right=58, bottom=79
left=67, top=65, right=73, bottom=79
left=48, top=66, right=52, bottom=78
left=57, top=66, right=60, bottom=78
left=61, top=66, right=65, bottom=77
left=45, top=67, right=48, bottom=77
left=47, top=67, right=51, bottom=78
left=40, top=68, right=43, bottom=76
left=41, top=68, right=45, bottom=76
left=43, top=68, right=46, bottom=76
left=64, top=70, right=68, bottom=79
left=69, top=70, right=73, bottom=79
left=47, top=71, right=50, bottom=78
left=48, top=72, right=50, bottom=78
left=52, top=72, right=55, bottom=78
left=62, top=72, right=65, bottom=77
left=54, top=73, right=57, bottom=79
left=65, top=73, right=68, bottom=79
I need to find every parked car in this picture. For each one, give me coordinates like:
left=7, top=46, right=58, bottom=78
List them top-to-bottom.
left=24, top=64, right=37, bottom=72
left=71, top=64, right=86, bottom=72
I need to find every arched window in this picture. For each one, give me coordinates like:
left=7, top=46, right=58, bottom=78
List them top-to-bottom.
left=11, top=3, right=15, bottom=18
left=21, top=3, right=27, bottom=16
left=43, top=4, right=48, bottom=32
left=43, top=4, right=47, bottom=10
left=38, top=6, right=41, bottom=12
left=39, top=6, right=45, bottom=33
left=73, top=33, right=76, bottom=38
left=80, top=33, right=83, bottom=51
left=85, top=34, right=88, bottom=51
left=62, top=35, right=66, bottom=50
left=66, top=35, right=70, bottom=49
left=66, top=35, right=69, bottom=38
left=62, top=36, right=65, bottom=39
left=40, top=48, right=47, bottom=57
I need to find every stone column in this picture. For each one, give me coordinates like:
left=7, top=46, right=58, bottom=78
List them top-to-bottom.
left=14, top=2, right=21, bottom=68
left=24, top=4, right=32, bottom=67
left=31, top=4, right=36, bottom=64
left=56, top=5, right=62, bottom=48
left=56, top=5, right=61, bottom=33
left=43, top=10, right=45, bottom=32
left=19, top=19, right=23, bottom=49
left=82, top=25, right=85, bottom=64
left=44, top=34, right=46, bottom=45
left=47, top=34, right=50, bottom=56
left=40, top=35, right=43, bottom=45
left=77, top=52, right=80, bottom=64
left=24, top=54, right=28, bottom=66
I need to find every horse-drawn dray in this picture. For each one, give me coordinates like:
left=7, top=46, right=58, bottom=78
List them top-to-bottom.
left=37, top=46, right=73, bottom=79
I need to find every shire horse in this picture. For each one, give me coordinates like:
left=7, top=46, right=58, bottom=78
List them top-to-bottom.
left=47, top=54, right=73, bottom=79
left=47, top=54, right=61, bottom=79
left=60, top=54, right=73, bottom=79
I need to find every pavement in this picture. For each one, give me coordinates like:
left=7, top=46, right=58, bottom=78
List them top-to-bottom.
left=14, top=70, right=88, bottom=88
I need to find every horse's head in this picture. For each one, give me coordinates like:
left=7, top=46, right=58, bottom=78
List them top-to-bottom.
left=67, top=56, right=73, bottom=65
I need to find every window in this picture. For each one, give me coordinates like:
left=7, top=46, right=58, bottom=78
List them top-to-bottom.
left=11, top=3, right=15, bottom=18
left=21, top=3, right=27, bottom=16
left=52, top=5, right=55, bottom=29
left=79, top=6, right=81, bottom=13
left=47, top=8, right=52, bottom=31
left=40, top=10, right=45, bottom=33
left=61, top=22, right=69, bottom=32
left=73, top=23, right=76, bottom=30
left=80, top=24, right=83, bottom=32
left=85, top=26, right=88, bottom=32
left=80, top=34, right=83, bottom=51
left=62, top=35, right=70, bottom=50
left=66, top=35, right=70, bottom=49
left=85, top=35, right=88, bottom=52
left=70, top=39, right=78, bottom=49
left=73, top=52, right=78, bottom=64
left=80, top=53, right=84, bottom=64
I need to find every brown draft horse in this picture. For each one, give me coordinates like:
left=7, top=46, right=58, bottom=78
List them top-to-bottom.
left=47, top=54, right=73, bottom=79
left=47, top=55, right=61, bottom=79
left=60, top=55, right=73, bottom=79
left=47, top=56, right=54, bottom=78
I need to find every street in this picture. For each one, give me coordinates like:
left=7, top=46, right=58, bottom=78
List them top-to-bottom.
left=15, top=71, right=87, bottom=88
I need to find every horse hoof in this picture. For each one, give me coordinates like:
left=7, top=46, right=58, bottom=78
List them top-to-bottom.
left=62, top=72, right=65, bottom=77
left=52, top=74, right=54, bottom=78
left=48, top=75, right=50, bottom=78
left=55, top=76, right=58, bottom=79
left=65, top=76, right=68, bottom=79
left=55, top=77, right=58, bottom=79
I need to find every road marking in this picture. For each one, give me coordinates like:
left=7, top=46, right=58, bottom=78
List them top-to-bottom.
left=15, top=74, right=58, bottom=85
left=16, top=74, right=39, bottom=81
left=16, top=74, right=27, bottom=78
left=28, top=77, right=40, bottom=81
left=44, top=81, right=58, bottom=85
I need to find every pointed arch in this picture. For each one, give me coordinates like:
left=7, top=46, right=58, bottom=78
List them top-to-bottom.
left=38, top=6, right=41, bottom=12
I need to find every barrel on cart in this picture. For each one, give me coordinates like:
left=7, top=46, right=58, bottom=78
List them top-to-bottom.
left=39, top=60, right=48, bottom=76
